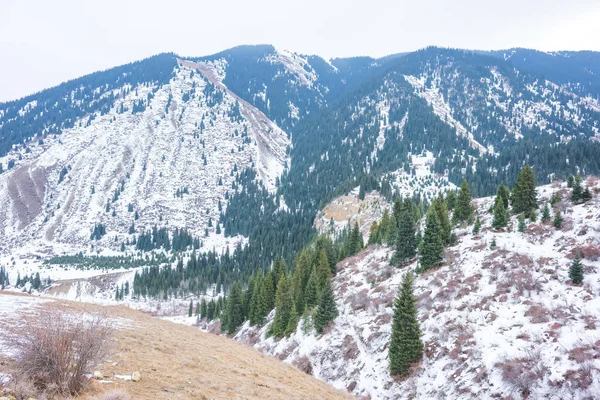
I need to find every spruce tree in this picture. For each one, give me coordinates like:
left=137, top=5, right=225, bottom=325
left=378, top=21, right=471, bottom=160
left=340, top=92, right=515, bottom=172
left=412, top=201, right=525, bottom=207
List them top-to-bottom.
left=511, top=165, right=537, bottom=217
left=571, top=175, right=583, bottom=203
left=453, top=179, right=473, bottom=224
left=496, top=182, right=510, bottom=210
left=445, top=190, right=456, bottom=211
left=431, top=195, right=451, bottom=244
left=492, top=196, right=509, bottom=229
left=541, top=203, right=551, bottom=222
left=391, top=205, right=417, bottom=265
left=379, top=209, right=393, bottom=245
left=419, top=210, right=444, bottom=271
left=553, top=210, right=563, bottom=228
left=472, top=214, right=482, bottom=235
left=518, top=214, right=526, bottom=233
left=368, top=221, right=380, bottom=245
left=316, top=249, right=332, bottom=291
left=293, top=250, right=311, bottom=314
left=569, top=254, right=584, bottom=285
left=305, top=267, right=319, bottom=309
left=264, top=270, right=276, bottom=311
left=389, top=272, right=423, bottom=376
left=271, top=274, right=294, bottom=338
left=314, top=279, right=338, bottom=334
left=224, top=282, right=244, bottom=335
left=188, top=299, right=193, bottom=317
left=200, top=299, right=207, bottom=319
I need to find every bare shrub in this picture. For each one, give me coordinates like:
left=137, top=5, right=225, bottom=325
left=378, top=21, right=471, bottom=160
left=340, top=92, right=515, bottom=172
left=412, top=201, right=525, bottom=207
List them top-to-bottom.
left=350, top=289, right=370, bottom=311
left=524, top=304, right=550, bottom=323
left=7, top=307, right=114, bottom=397
left=498, top=348, right=546, bottom=397
left=292, top=356, right=313, bottom=375
left=6, top=376, right=47, bottom=400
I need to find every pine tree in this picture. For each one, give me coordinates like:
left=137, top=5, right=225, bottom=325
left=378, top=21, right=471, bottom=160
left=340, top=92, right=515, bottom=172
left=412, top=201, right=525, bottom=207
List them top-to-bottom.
left=511, top=165, right=537, bottom=217
left=567, top=175, right=574, bottom=188
left=571, top=175, right=584, bottom=203
left=453, top=179, right=473, bottom=224
left=496, top=182, right=510, bottom=210
left=445, top=190, right=456, bottom=211
left=431, top=195, right=451, bottom=244
left=492, top=196, right=509, bottom=229
left=541, top=203, right=551, bottom=222
left=391, top=204, right=417, bottom=265
left=379, top=209, right=393, bottom=245
left=553, top=209, right=563, bottom=228
left=419, top=210, right=444, bottom=271
left=472, top=214, right=482, bottom=235
left=518, top=214, right=526, bottom=233
left=368, top=221, right=380, bottom=245
left=490, top=237, right=497, bottom=249
left=316, top=249, right=332, bottom=292
left=293, top=250, right=311, bottom=314
left=569, top=254, right=584, bottom=285
left=305, top=267, right=319, bottom=310
left=264, top=270, right=276, bottom=311
left=389, top=272, right=423, bottom=376
left=271, top=274, right=294, bottom=338
left=314, top=279, right=338, bottom=334
left=224, top=282, right=244, bottom=335
left=188, top=299, right=193, bottom=317
left=200, top=299, right=207, bottom=319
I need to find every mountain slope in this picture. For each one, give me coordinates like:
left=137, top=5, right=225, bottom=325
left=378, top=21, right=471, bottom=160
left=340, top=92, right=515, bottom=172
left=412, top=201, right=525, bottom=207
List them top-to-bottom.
left=0, top=57, right=289, bottom=255
left=235, top=179, right=600, bottom=399
left=0, top=291, right=352, bottom=399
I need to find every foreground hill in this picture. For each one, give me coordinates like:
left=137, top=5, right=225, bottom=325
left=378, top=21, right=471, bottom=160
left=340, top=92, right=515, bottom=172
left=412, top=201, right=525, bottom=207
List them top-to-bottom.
left=235, top=179, right=600, bottom=399
left=0, top=291, right=351, bottom=400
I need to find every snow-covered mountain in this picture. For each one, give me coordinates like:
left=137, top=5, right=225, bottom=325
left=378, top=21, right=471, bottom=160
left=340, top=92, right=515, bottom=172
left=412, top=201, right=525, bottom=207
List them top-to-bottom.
left=0, top=56, right=292, bottom=256
left=236, top=179, right=600, bottom=399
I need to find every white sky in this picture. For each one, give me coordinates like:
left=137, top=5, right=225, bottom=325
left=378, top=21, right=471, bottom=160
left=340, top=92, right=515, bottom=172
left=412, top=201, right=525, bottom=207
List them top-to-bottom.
left=1, top=0, right=599, bottom=102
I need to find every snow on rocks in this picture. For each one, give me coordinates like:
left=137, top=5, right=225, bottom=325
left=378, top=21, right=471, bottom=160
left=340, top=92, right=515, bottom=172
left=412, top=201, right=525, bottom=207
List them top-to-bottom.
left=236, top=180, right=600, bottom=399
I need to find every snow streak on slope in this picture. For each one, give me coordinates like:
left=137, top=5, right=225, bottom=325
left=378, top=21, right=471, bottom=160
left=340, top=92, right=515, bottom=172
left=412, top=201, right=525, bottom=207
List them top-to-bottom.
left=268, top=49, right=318, bottom=87
left=0, top=61, right=289, bottom=256
left=403, top=74, right=489, bottom=154
left=236, top=180, right=600, bottom=399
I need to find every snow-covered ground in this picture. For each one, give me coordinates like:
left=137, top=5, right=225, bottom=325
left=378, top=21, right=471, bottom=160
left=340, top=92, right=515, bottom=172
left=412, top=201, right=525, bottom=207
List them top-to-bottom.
left=0, top=60, right=288, bottom=258
left=236, top=179, right=600, bottom=399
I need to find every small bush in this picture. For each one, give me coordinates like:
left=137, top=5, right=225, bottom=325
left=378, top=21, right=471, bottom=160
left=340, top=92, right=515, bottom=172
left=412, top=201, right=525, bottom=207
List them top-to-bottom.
left=7, top=307, right=114, bottom=397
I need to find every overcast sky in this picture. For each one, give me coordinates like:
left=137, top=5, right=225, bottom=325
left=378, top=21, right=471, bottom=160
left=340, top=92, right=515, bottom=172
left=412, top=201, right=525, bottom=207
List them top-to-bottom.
left=1, top=0, right=599, bottom=102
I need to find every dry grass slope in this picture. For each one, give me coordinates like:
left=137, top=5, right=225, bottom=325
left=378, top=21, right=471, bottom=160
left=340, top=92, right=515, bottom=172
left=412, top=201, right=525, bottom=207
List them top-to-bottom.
left=0, top=292, right=352, bottom=400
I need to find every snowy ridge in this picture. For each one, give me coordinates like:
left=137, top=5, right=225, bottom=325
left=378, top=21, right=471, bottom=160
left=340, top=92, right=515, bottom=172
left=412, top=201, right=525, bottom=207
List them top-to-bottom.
left=269, top=49, right=318, bottom=87
left=0, top=60, right=289, bottom=256
left=403, top=74, right=489, bottom=154
left=236, top=179, right=600, bottom=399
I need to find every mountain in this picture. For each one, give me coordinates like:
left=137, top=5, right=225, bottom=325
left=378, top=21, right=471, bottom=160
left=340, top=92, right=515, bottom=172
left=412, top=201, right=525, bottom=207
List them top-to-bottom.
left=1, top=44, right=600, bottom=398
left=489, top=48, right=600, bottom=98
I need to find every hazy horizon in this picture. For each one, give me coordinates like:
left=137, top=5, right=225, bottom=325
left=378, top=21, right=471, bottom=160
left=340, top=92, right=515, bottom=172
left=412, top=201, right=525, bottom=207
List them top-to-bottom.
left=2, top=0, right=599, bottom=102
